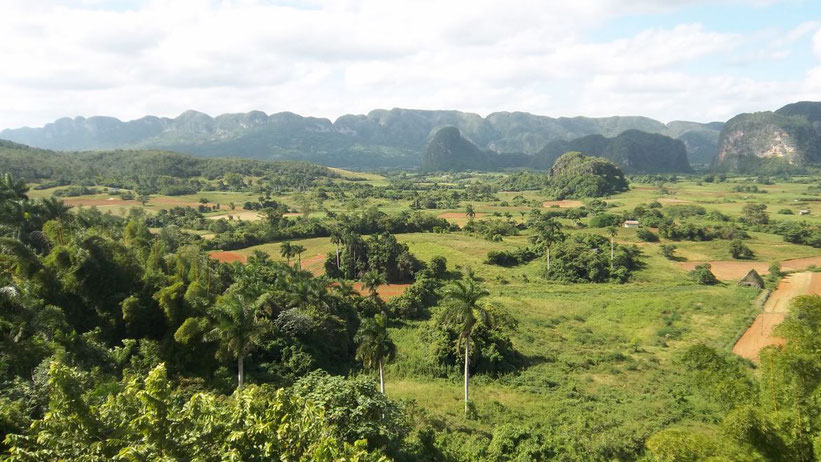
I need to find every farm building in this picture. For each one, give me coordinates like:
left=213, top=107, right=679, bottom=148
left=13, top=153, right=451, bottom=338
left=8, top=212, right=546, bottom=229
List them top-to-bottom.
left=799, top=209, right=811, bottom=215
left=623, top=220, right=639, bottom=228
left=738, top=269, right=764, bottom=288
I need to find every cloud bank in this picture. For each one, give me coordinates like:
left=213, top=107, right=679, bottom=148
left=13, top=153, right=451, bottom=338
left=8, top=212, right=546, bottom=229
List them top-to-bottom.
left=0, top=0, right=819, bottom=128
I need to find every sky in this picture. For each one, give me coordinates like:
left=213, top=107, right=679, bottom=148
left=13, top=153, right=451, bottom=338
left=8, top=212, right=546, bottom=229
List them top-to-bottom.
left=1, top=0, right=820, bottom=129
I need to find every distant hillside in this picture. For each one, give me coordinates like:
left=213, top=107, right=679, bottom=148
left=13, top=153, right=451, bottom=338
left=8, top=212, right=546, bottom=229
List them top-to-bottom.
left=714, top=101, right=821, bottom=173
left=1, top=108, right=722, bottom=169
left=422, top=127, right=492, bottom=171
left=531, top=130, right=692, bottom=174
left=0, top=139, right=339, bottom=192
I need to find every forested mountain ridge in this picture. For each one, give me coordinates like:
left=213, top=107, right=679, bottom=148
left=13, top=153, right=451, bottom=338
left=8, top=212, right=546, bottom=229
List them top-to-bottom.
left=714, top=101, right=821, bottom=173
left=0, top=108, right=722, bottom=168
left=424, top=127, right=692, bottom=173
left=531, top=129, right=692, bottom=173
left=0, top=139, right=341, bottom=193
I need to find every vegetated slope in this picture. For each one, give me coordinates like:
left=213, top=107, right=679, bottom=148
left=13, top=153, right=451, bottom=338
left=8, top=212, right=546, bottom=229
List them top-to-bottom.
left=714, top=101, right=821, bottom=173
left=1, top=108, right=721, bottom=168
left=421, top=127, right=531, bottom=171
left=422, top=127, right=491, bottom=171
left=531, top=129, right=692, bottom=173
left=0, top=139, right=339, bottom=186
left=546, top=151, right=629, bottom=198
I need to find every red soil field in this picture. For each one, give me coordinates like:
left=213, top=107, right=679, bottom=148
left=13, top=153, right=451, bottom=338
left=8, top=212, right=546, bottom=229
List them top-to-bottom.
left=542, top=200, right=583, bottom=208
left=208, top=251, right=246, bottom=264
left=679, top=255, right=821, bottom=280
left=351, top=282, right=411, bottom=301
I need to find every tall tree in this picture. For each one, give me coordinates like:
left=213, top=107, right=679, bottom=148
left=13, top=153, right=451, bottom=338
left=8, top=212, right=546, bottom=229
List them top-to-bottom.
left=465, top=204, right=476, bottom=219
left=531, top=214, right=565, bottom=271
left=607, top=225, right=619, bottom=271
left=330, top=229, right=343, bottom=269
left=279, top=241, right=294, bottom=265
left=293, top=244, right=306, bottom=269
left=361, top=269, right=386, bottom=300
left=440, top=278, right=489, bottom=414
left=205, top=291, right=270, bottom=388
left=355, top=313, right=396, bottom=394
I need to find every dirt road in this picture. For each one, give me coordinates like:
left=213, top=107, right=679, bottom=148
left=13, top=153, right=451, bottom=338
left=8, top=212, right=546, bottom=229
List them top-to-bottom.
left=732, top=272, right=821, bottom=361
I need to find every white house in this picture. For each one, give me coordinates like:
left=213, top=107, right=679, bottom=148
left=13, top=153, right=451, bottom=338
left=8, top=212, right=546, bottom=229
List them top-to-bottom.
left=623, top=220, right=639, bottom=228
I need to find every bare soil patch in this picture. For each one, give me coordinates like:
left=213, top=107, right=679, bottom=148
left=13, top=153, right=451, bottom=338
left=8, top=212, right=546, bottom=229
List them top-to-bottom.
left=542, top=200, right=583, bottom=208
left=207, top=210, right=261, bottom=221
left=209, top=251, right=246, bottom=264
left=679, top=255, right=821, bottom=280
left=781, top=255, right=821, bottom=272
left=678, top=261, right=770, bottom=280
left=351, top=282, right=411, bottom=301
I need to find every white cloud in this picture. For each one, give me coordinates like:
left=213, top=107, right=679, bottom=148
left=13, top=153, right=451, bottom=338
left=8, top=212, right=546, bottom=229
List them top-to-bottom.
left=0, top=0, right=815, bottom=129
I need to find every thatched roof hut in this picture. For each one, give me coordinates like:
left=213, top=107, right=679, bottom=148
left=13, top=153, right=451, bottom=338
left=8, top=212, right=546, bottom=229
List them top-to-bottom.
left=738, top=269, right=764, bottom=288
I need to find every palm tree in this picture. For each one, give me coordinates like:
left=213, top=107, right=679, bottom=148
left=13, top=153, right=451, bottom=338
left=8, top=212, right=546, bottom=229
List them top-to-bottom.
left=0, top=173, right=28, bottom=201
left=39, top=197, right=72, bottom=221
left=465, top=204, right=476, bottom=219
left=531, top=216, right=564, bottom=271
left=607, top=226, right=618, bottom=271
left=329, top=229, right=343, bottom=269
left=279, top=241, right=294, bottom=265
left=292, top=244, right=306, bottom=269
left=361, top=269, right=385, bottom=299
left=440, top=278, right=489, bottom=414
left=331, top=279, right=358, bottom=299
left=205, top=291, right=270, bottom=389
left=355, top=313, right=396, bottom=394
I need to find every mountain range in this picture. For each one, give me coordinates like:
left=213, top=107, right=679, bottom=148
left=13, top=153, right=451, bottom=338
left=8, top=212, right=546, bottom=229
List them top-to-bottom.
left=0, top=108, right=722, bottom=170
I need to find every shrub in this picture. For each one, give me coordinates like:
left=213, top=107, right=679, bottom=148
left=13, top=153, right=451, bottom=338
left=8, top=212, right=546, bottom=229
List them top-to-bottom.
left=777, top=208, right=794, bottom=215
left=589, top=213, right=622, bottom=228
left=636, top=228, right=659, bottom=242
left=544, top=234, right=644, bottom=283
left=729, top=239, right=754, bottom=259
left=660, top=244, right=677, bottom=260
left=485, top=247, right=539, bottom=267
left=429, top=256, right=447, bottom=279
left=689, top=263, right=719, bottom=285
left=388, top=276, right=441, bottom=320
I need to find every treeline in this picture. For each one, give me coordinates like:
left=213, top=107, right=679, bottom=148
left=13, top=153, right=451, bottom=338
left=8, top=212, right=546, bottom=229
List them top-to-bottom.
left=0, top=141, right=339, bottom=194
left=205, top=205, right=456, bottom=251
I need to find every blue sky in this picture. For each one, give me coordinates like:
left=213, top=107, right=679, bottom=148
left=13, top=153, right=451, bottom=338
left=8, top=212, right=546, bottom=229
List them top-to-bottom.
left=0, top=0, right=819, bottom=128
